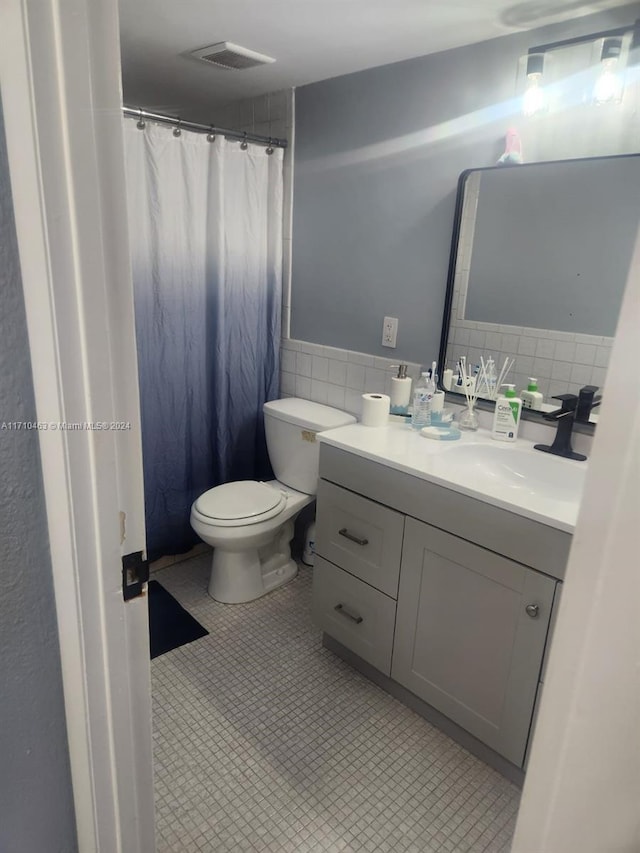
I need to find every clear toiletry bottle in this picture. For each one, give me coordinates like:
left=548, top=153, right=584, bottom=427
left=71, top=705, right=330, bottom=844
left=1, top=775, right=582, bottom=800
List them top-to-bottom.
left=486, top=358, right=497, bottom=398
left=390, top=363, right=412, bottom=415
left=411, top=368, right=435, bottom=430
left=491, top=384, right=522, bottom=442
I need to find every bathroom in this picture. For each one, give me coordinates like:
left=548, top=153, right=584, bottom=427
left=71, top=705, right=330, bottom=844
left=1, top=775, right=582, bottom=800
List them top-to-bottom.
left=1, top=0, right=638, bottom=851
left=119, top=1, right=640, bottom=850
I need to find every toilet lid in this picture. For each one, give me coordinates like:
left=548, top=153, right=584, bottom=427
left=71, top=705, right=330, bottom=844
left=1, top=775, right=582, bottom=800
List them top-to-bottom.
left=194, top=481, right=286, bottom=522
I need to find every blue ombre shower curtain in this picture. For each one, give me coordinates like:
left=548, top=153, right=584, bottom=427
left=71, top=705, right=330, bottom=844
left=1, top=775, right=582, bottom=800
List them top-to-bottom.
left=124, top=121, right=283, bottom=560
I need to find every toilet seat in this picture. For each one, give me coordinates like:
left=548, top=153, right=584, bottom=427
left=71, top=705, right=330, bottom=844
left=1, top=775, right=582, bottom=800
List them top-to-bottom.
left=193, top=481, right=287, bottom=528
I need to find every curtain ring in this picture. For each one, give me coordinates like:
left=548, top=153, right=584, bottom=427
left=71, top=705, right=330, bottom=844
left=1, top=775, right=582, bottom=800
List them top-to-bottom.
left=136, top=109, right=146, bottom=130
left=173, top=119, right=182, bottom=138
left=207, top=125, right=216, bottom=142
left=240, top=132, right=248, bottom=150
left=266, top=137, right=274, bottom=155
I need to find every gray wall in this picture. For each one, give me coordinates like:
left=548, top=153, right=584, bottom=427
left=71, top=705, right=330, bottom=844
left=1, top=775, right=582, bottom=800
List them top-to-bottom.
left=291, top=5, right=640, bottom=364
left=0, top=97, right=78, bottom=852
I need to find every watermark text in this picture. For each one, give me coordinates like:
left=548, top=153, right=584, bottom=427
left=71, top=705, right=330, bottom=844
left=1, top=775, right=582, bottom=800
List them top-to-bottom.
left=2, top=421, right=132, bottom=431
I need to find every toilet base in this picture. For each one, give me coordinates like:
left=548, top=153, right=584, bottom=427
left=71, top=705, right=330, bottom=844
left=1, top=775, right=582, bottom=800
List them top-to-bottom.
left=208, top=520, right=298, bottom=604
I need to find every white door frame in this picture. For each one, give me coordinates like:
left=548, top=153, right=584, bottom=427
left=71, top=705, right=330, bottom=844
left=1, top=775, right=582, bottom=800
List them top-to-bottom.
left=0, top=0, right=155, bottom=850
left=3, top=0, right=640, bottom=849
left=511, top=225, right=640, bottom=849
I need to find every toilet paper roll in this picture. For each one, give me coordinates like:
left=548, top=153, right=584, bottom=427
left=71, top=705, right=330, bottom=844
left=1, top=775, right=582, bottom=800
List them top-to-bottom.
left=361, top=393, right=391, bottom=427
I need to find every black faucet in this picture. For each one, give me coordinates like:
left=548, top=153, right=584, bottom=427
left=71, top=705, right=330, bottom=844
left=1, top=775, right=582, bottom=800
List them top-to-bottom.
left=575, top=385, right=602, bottom=424
left=534, top=394, right=587, bottom=461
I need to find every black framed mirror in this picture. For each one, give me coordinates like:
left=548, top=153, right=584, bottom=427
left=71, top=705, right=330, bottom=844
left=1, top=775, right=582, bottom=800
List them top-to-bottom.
left=438, top=153, right=640, bottom=425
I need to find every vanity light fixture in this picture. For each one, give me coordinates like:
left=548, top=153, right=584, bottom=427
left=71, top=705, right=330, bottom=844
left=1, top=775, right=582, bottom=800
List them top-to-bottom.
left=522, top=18, right=640, bottom=115
left=593, top=37, right=624, bottom=104
left=523, top=53, right=546, bottom=116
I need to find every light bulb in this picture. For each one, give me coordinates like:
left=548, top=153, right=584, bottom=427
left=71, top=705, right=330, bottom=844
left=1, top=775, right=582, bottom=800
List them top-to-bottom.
left=594, top=38, right=624, bottom=105
left=522, top=54, right=546, bottom=117
left=594, top=58, right=623, bottom=104
left=523, top=74, right=545, bottom=116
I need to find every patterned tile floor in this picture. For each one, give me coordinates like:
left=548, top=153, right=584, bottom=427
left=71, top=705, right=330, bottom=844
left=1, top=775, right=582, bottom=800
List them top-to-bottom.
left=152, top=554, right=520, bottom=853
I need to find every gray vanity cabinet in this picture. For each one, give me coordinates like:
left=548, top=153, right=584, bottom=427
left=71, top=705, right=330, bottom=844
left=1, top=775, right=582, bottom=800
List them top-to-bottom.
left=313, top=443, right=568, bottom=773
left=391, top=518, right=556, bottom=767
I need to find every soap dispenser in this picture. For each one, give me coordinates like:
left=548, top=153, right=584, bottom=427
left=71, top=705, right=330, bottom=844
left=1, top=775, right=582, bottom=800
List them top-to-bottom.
left=390, top=363, right=412, bottom=415
left=520, top=377, right=544, bottom=411
left=491, top=384, right=522, bottom=442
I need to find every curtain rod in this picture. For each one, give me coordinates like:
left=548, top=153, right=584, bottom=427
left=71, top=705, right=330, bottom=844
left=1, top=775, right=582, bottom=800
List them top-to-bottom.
left=122, top=106, right=288, bottom=149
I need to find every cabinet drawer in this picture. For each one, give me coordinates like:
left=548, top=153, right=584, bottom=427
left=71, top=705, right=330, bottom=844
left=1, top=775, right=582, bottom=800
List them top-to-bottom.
left=316, top=479, right=405, bottom=598
left=312, top=556, right=397, bottom=675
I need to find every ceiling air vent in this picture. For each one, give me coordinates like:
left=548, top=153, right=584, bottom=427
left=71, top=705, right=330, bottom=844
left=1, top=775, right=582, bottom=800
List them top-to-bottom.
left=191, top=42, right=275, bottom=71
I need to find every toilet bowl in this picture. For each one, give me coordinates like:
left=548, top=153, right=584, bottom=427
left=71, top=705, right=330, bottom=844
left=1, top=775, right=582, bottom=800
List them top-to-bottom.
left=190, top=398, right=356, bottom=603
left=191, top=479, right=312, bottom=603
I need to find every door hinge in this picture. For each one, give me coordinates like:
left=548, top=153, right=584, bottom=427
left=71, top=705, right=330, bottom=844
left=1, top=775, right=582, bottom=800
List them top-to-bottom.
left=122, top=551, right=149, bottom=601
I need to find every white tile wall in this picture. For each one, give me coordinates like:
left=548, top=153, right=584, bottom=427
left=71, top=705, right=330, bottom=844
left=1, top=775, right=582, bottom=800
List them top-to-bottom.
left=446, top=172, right=613, bottom=404
left=279, top=336, right=594, bottom=453
left=280, top=339, right=424, bottom=417
left=280, top=339, right=606, bottom=456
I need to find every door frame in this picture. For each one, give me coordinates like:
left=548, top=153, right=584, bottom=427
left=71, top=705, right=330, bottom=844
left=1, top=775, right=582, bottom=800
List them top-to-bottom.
left=0, top=0, right=154, bottom=850
left=3, top=0, right=640, bottom=849
left=511, top=218, right=640, bottom=848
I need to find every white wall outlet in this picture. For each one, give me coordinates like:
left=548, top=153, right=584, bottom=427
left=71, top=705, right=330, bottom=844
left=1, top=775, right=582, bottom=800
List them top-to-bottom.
left=382, top=316, right=398, bottom=348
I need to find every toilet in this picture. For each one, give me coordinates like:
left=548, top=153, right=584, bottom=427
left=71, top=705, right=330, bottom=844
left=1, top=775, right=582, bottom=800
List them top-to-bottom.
left=190, top=398, right=356, bottom=603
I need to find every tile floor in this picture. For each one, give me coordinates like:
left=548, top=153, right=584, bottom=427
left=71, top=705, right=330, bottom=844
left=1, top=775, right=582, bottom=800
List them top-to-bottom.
left=152, top=554, right=520, bottom=852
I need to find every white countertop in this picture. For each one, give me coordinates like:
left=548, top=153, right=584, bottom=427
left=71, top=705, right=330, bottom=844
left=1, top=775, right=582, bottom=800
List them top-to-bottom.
left=319, top=422, right=587, bottom=533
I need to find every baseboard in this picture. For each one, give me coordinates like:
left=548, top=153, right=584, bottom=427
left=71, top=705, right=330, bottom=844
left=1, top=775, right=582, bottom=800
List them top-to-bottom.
left=150, top=543, right=211, bottom=574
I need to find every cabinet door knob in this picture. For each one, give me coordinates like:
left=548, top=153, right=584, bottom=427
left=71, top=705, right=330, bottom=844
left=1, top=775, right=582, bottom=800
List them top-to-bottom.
left=338, top=528, right=368, bottom=546
left=334, top=603, right=363, bottom=624
left=525, top=604, right=539, bottom=618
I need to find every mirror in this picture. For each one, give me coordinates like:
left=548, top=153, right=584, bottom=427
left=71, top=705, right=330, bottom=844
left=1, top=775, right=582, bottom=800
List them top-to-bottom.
left=439, top=154, right=640, bottom=421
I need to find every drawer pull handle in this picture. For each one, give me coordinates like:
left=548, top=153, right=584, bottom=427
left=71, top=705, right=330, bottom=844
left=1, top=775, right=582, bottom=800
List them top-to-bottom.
left=338, top=528, right=368, bottom=547
left=334, top=603, right=363, bottom=624
left=525, top=604, right=539, bottom=618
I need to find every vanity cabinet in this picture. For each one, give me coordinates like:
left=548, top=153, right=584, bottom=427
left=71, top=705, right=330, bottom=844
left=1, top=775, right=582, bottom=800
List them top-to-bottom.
left=313, top=444, right=566, bottom=772
left=392, top=518, right=555, bottom=767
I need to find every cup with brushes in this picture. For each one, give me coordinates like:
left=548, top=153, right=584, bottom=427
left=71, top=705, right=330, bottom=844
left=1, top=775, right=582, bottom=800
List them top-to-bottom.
left=453, top=354, right=515, bottom=431
left=456, top=356, right=480, bottom=431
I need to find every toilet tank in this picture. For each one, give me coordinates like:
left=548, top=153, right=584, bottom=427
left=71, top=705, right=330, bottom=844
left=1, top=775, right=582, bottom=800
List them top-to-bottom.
left=263, top=398, right=356, bottom=494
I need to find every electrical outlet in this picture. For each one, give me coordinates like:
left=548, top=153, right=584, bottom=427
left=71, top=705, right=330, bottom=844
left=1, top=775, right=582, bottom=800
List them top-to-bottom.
left=382, top=316, right=398, bottom=348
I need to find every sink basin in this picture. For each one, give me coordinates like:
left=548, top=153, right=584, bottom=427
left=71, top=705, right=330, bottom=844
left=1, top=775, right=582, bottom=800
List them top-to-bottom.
left=318, top=423, right=587, bottom=531
left=430, top=443, right=586, bottom=504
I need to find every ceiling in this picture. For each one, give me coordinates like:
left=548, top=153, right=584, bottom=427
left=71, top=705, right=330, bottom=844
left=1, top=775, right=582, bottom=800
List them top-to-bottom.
left=119, top=0, right=637, bottom=121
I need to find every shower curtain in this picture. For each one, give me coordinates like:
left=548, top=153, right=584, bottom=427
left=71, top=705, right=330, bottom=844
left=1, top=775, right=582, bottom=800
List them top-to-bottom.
left=124, top=121, right=283, bottom=560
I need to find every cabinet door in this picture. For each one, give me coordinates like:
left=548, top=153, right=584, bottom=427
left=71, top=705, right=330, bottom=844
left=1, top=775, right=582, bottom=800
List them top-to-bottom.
left=392, top=517, right=556, bottom=767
